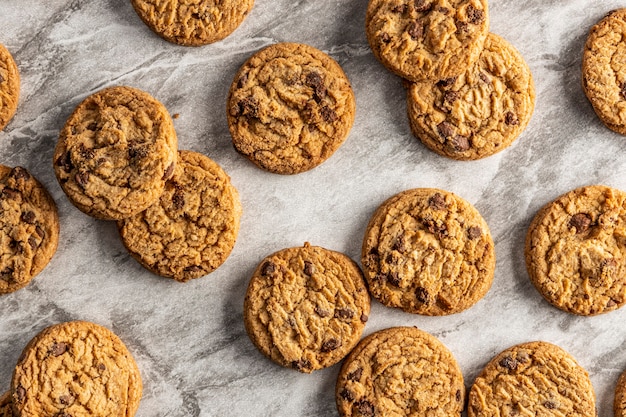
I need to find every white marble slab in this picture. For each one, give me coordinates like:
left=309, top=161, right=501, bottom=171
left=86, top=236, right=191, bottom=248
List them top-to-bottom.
left=1, top=0, right=626, bottom=416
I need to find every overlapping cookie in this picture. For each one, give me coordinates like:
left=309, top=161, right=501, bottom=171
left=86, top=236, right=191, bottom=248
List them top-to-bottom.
left=0, top=43, right=19, bottom=132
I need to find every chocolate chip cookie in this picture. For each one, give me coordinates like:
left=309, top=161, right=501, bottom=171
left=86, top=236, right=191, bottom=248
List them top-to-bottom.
left=366, top=0, right=489, bottom=82
left=582, top=9, right=626, bottom=135
left=407, top=33, right=535, bottom=160
left=227, top=42, right=356, bottom=174
left=0, top=43, right=19, bottom=131
left=53, top=86, right=178, bottom=220
left=118, top=150, right=241, bottom=282
left=0, top=166, right=59, bottom=294
left=525, top=185, right=626, bottom=315
left=362, top=188, right=495, bottom=315
left=243, top=243, right=370, bottom=373
left=11, top=321, right=142, bottom=417
left=336, top=326, right=464, bottom=417
left=468, top=341, right=596, bottom=417
left=615, top=368, right=626, bottom=417
left=0, top=392, right=13, bottom=417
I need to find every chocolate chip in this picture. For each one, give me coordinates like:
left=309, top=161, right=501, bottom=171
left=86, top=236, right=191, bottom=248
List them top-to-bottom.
left=414, top=0, right=431, bottom=12
left=392, top=4, right=408, bottom=13
left=467, top=5, right=485, bottom=24
left=436, top=6, right=450, bottom=15
left=407, top=21, right=423, bottom=40
left=456, top=21, right=469, bottom=34
left=381, top=32, right=391, bottom=43
left=237, top=72, right=248, bottom=89
left=305, top=72, right=327, bottom=102
left=479, top=72, right=490, bottom=84
left=0, top=74, right=4, bottom=84
left=436, top=77, right=457, bottom=88
left=621, top=83, right=626, bottom=101
left=443, top=90, right=459, bottom=104
left=231, top=97, right=258, bottom=118
left=320, top=106, right=338, bottom=123
left=504, top=111, right=519, bottom=126
left=87, top=121, right=98, bottom=131
left=437, top=121, right=456, bottom=138
left=448, top=135, right=470, bottom=152
left=129, top=146, right=147, bottom=160
left=56, top=151, right=74, bottom=173
left=162, top=163, right=174, bottom=180
left=10, top=167, right=30, bottom=181
left=75, top=171, right=89, bottom=188
left=2, top=187, right=19, bottom=199
left=172, top=190, right=185, bottom=209
left=428, top=193, right=447, bottom=210
left=21, top=211, right=36, bottom=224
left=569, top=213, right=592, bottom=234
left=422, top=218, right=448, bottom=238
left=35, top=225, right=45, bottom=238
left=468, top=226, right=482, bottom=240
left=392, top=235, right=407, bottom=253
left=28, top=236, right=38, bottom=250
left=10, top=240, right=23, bottom=254
left=261, top=261, right=276, bottom=276
left=303, top=261, right=316, bottom=276
left=184, top=265, right=203, bottom=274
left=1, top=267, right=14, bottom=280
left=387, top=271, right=402, bottom=286
left=373, top=273, right=388, bottom=284
left=416, top=287, right=430, bottom=304
left=607, top=299, right=618, bottom=308
left=315, top=305, right=331, bottom=317
left=334, top=308, right=354, bottom=320
left=360, top=313, right=369, bottom=323
left=321, top=338, right=340, bottom=352
left=50, top=342, right=68, bottom=356
left=499, top=356, right=518, bottom=371
left=292, top=359, right=312, bottom=371
left=97, top=363, right=106, bottom=371
left=347, top=367, right=363, bottom=382
left=16, top=385, right=25, bottom=402
left=340, top=388, right=355, bottom=402
left=456, top=389, right=462, bottom=402
left=59, top=394, right=74, bottom=405
left=354, top=399, right=375, bottom=417
left=544, top=401, right=558, bottom=410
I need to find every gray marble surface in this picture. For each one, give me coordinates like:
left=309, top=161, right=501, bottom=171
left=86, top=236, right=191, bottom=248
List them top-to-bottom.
left=1, top=0, right=626, bottom=416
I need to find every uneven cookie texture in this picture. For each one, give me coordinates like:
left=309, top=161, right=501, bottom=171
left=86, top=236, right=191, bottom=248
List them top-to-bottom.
left=130, top=0, right=254, bottom=46
left=366, top=0, right=489, bottom=82
left=582, top=9, right=626, bottom=135
left=407, top=33, right=535, bottom=160
left=227, top=42, right=356, bottom=174
left=0, top=43, right=20, bottom=131
left=53, top=86, right=178, bottom=220
left=118, top=150, right=241, bottom=282
left=0, top=166, right=59, bottom=294
left=525, top=185, right=626, bottom=315
left=362, top=188, right=495, bottom=315
left=243, top=243, right=370, bottom=373
left=11, top=321, right=142, bottom=417
left=336, top=326, right=464, bottom=417
left=468, top=341, right=596, bottom=417
left=615, top=368, right=626, bottom=417
left=0, top=392, right=13, bottom=417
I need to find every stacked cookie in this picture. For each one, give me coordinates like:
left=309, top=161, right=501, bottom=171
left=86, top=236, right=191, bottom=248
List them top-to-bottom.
left=365, top=0, right=535, bottom=160
left=53, top=86, right=241, bottom=282
left=1, top=321, right=142, bottom=417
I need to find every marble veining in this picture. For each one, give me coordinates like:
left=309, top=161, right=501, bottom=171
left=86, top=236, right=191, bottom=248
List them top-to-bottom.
left=2, top=0, right=626, bottom=416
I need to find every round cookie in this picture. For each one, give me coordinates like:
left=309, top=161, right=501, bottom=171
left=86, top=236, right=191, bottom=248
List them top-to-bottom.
left=130, top=0, right=254, bottom=46
left=365, top=0, right=489, bottom=82
left=582, top=9, right=626, bottom=135
left=407, top=33, right=535, bottom=160
left=227, top=42, right=356, bottom=174
left=0, top=43, right=19, bottom=132
left=53, top=86, right=178, bottom=220
left=118, top=150, right=241, bottom=282
left=0, top=166, right=59, bottom=294
left=525, top=185, right=626, bottom=315
left=362, top=188, right=495, bottom=315
left=243, top=243, right=370, bottom=373
left=11, top=321, right=142, bottom=417
left=336, top=326, right=464, bottom=417
left=468, top=341, right=596, bottom=417
left=615, top=368, right=626, bottom=417
left=0, top=392, right=13, bottom=417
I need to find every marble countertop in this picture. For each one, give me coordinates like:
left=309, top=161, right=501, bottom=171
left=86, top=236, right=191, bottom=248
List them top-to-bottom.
left=1, top=0, right=626, bottom=416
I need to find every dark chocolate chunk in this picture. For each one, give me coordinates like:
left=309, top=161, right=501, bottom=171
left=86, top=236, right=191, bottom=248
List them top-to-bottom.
left=414, top=0, right=431, bottom=12
left=392, top=4, right=408, bottom=13
left=467, top=5, right=485, bottom=24
left=407, top=21, right=423, bottom=40
left=381, top=32, right=391, bottom=43
left=237, top=72, right=249, bottom=89
left=305, top=72, right=327, bottom=102
left=479, top=72, right=490, bottom=84
left=0, top=74, right=4, bottom=84
left=436, top=77, right=457, bottom=88
left=621, top=83, right=626, bottom=101
left=443, top=90, right=459, bottom=104
left=231, top=97, right=258, bottom=118
left=320, top=106, right=338, bottom=123
left=504, top=111, right=519, bottom=126
left=87, top=121, right=98, bottom=131
left=437, top=121, right=456, bottom=138
left=448, top=135, right=470, bottom=152
left=129, top=146, right=148, bottom=160
left=56, top=151, right=73, bottom=173
left=10, top=167, right=30, bottom=181
left=75, top=171, right=90, bottom=188
left=2, top=187, right=19, bottom=199
left=172, top=190, right=185, bottom=209
left=428, top=193, right=447, bottom=210
left=21, top=211, right=36, bottom=225
left=569, top=213, right=592, bottom=234
left=422, top=217, right=448, bottom=239
left=35, top=225, right=45, bottom=238
left=467, top=226, right=482, bottom=240
left=392, top=234, right=407, bottom=253
left=28, top=236, right=38, bottom=250
left=303, top=260, right=316, bottom=276
left=261, top=261, right=276, bottom=276
left=184, top=265, right=203, bottom=274
left=387, top=271, right=402, bottom=287
left=416, top=287, right=430, bottom=304
left=315, top=305, right=331, bottom=318
left=334, top=308, right=354, bottom=320
left=360, top=313, right=369, bottom=323
left=321, top=338, right=340, bottom=352
left=50, top=342, right=68, bottom=356
left=499, top=356, right=518, bottom=371
left=292, top=359, right=312, bottom=371
left=97, top=363, right=107, bottom=371
left=347, top=367, right=363, bottom=382
left=16, top=385, right=26, bottom=402
left=340, top=388, right=355, bottom=402
left=456, top=389, right=462, bottom=402
left=59, top=394, right=74, bottom=405
left=354, top=399, right=375, bottom=417
left=544, top=401, right=558, bottom=410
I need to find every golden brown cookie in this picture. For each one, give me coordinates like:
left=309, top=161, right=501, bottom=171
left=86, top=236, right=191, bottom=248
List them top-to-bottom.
left=130, top=0, right=254, bottom=46
left=365, top=0, right=489, bottom=82
left=582, top=9, right=626, bottom=135
left=407, top=33, right=535, bottom=160
left=227, top=42, right=356, bottom=174
left=0, top=43, right=19, bottom=132
left=53, top=86, right=178, bottom=220
left=118, top=150, right=241, bottom=282
left=0, top=166, right=59, bottom=294
left=525, top=185, right=626, bottom=315
left=362, top=188, right=495, bottom=315
left=243, top=243, right=370, bottom=373
left=11, top=321, right=142, bottom=417
left=336, top=326, right=464, bottom=417
left=468, top=341, right=596, bottom=417
left=615, top=368, right=626, bottom=417
left=0, top=392, right=13, bottom=417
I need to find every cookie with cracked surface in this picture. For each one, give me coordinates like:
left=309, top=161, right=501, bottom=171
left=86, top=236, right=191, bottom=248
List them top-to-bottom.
left=130, top=0, right=254, bottom=46
left=366, top=0, right=489, bottom=82
left=582, top=9, right=626, bottom=135
left=407, top=33, right=535, bottom=160
left=227, top=42, right=356, bottom=174
left=0, top=43, right=19, bottom=132
left=53, top=86, right=178, bottom=220
left=118, top=150, right=241, bottom=282
left=0, top=166, right=59, bottom=294
left=525, top=185, right=626, bottom=315
left=362, top=188, right=495, bottom=315
left=243, top=243, right=370, bottom=373
left=11, top=321, right=142, bottom=417
left=336, top=326, right=464, bottom=417
left=468, top=341, right=596, bottom=417
left=615, top=368, right=626, bottom=417
left=0, top=392, right=13, bottom=417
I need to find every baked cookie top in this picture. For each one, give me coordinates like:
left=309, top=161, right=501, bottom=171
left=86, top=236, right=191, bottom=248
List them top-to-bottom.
left=130, top=0, right=254, bottom=46
left=365, top=0, right=489, bottom=82
left=582, top=9, right=626, bottom=135
left=407, top=33, right=535, bottom=160
left=227, top=42, right=356, bottom=174
left=0, top=43, right=19, bottom=131
left=53, top=86, right=178, bottom=220
left=118, top=150, right=241, bottom=282
left=0, top=166, right=59, bottom=294
left=525, top=185, right=626, bottom=315
left=362, top=188, right=495, bottom=315
left=243, top=243, right=370, bottom=373
left=11, top=321, right=142, bottom=417
left=336, top=326, right=464, bottom=417
left=468, top=341, right=596, bottom=417
left=615, top=368, right=626, bottom=417
left=0, top=392, right=13, bottom=417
